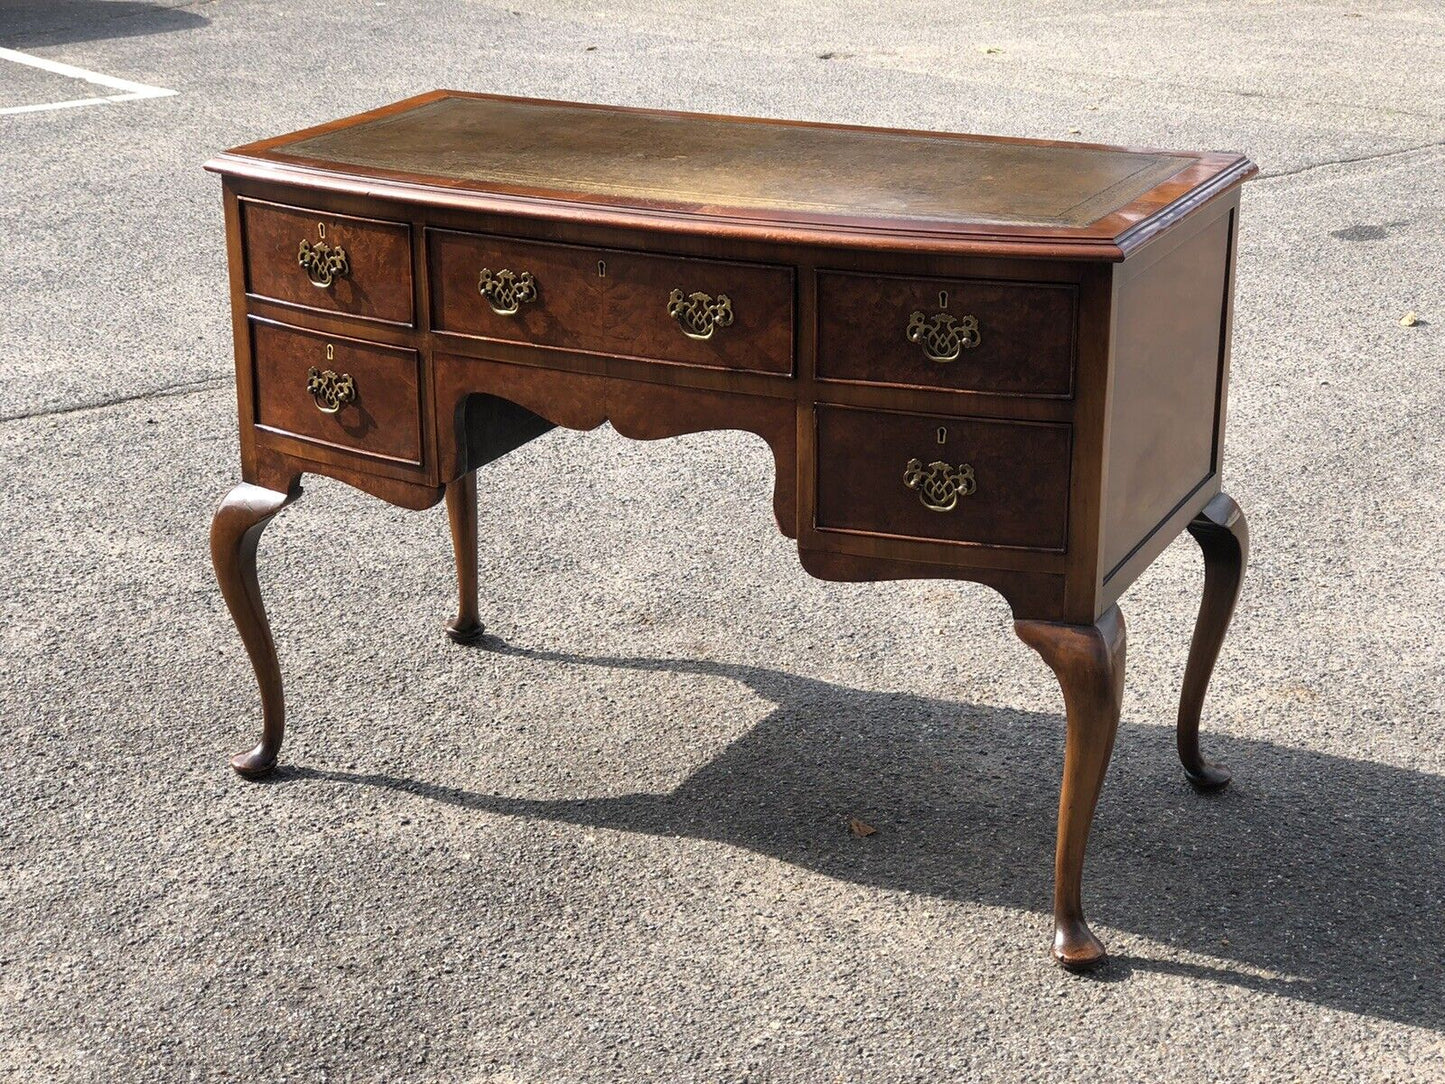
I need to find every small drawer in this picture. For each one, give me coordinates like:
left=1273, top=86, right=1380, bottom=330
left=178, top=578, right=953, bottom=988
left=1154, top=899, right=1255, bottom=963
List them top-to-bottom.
left=242, top=200, right=413, bottom=325
left=429, top=229, right=794, bottom=374
left=429, top=230, right=605, bottom=351
left=601, top=250, right=794, bottom=374
left=816, top=271, right=1075, bottom=397
left=250, top=319, right=423, bottom=465
left=814, top=405, right=1071, bottom=551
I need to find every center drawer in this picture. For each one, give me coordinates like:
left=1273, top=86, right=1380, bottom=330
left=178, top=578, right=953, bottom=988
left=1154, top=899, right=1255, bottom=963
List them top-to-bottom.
left=428, top=229, right=794, bottom=374
left=814, top=405, right=1071, bottom=552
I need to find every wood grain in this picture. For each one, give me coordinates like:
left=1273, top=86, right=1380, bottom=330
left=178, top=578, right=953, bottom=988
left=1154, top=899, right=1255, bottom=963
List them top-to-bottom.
left=241, top=198, right=413, bottom=324
left=1100, top=205, right=1234, bottom=575
left=430, top=227, right=794, bottom=373
left=429, top=229, right=604, bottom=350
left=600, top=248, right=794, bottom=374
left=816, top=270, right=1075, bottom=396
left=250, top=317, right=423, bottom=465
left=434, top=353, right=798, bottom=537
left=814, top=405, right=1071, bottom=551
left=444, top=471, right=485, bottom=644
left=210, top=481, right=302, bottom=778
left=1178, top=491, right=1248, bottom=790
left=1015, top=606, right=1126, bottom=970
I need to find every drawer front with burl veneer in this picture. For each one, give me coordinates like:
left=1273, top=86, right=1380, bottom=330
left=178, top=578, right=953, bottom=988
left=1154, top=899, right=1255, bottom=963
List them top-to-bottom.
left=242, top=199, right=414, bottom=325
left=429, top=229, right=794, bottom=374
left=429, top=231, right=605, bottom=352
left=601, top=248, right=794, bottom=374
left=816, top=270, right=1076, bottom=397
left=250, top=318, right=423, bottom=466
left=814, top=405, right=1072, bottom=551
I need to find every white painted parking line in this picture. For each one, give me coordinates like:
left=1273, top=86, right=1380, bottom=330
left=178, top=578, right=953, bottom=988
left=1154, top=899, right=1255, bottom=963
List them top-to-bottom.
left=0, top=46, right=176, bottom=115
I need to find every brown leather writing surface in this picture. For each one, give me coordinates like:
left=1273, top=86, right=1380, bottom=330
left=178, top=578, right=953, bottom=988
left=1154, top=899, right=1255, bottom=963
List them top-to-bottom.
left=274, top=95, right=1190, bottom=229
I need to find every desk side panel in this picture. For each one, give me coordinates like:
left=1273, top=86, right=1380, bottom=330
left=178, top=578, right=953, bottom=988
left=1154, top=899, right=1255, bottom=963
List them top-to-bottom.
left=222, top=185, right=260, bottom=480
left=1098, top=195, right=1239, bottom=600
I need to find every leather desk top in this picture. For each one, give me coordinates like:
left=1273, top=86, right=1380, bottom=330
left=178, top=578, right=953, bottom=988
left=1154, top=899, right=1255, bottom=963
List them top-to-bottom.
left=210, top=90, right=1255, bottom=258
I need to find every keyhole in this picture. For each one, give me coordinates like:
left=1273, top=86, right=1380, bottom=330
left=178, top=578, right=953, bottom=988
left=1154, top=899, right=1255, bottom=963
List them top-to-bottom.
left=318, top=222, right=326, bottom=239
left=597, top=260, right=607, bottom=277
left=939, top=290, right=948, bottom=310
left=326, top=343, right=334, bottom=361
left=937, top=426, right=947, bottom=445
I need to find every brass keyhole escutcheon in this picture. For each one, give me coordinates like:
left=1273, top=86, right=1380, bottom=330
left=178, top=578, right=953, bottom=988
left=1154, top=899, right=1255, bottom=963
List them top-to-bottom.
left=478, top=268, right=538, bottom=315
left=906, top=311, right=981, bottom=363
left=903, top=457, right=977, bottom=512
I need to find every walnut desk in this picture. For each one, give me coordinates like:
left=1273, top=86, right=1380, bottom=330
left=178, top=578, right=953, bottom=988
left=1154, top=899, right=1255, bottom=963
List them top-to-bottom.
left=205, top=92, right=1255, bottom=969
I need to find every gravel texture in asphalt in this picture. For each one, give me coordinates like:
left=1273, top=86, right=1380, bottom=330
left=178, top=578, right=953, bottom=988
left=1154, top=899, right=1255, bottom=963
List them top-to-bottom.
left=1, top=1, right=1442, bottom=1081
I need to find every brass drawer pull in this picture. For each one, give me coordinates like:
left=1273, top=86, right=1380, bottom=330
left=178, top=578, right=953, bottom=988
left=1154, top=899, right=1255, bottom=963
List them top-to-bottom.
left=297, top=239, right=350, bottom=289
left=478, top=268, right=538, bottom=315
left=667, top=289, right=733, bottom=340
left=906, top=311, right=980, bottom=363
left=305, top=366, right=356, bottom=414
left=903, top=457, right=976, bottom=512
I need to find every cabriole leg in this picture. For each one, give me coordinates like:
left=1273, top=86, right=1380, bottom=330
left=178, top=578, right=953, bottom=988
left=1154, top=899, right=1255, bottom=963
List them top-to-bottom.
left=444, top=471, right=485, bottom=643
left=211, top=481, right=301, bottom=778
left=1178, top=492, right=1249, bottom=790
left=1016, top=606, right=1127, bottom=970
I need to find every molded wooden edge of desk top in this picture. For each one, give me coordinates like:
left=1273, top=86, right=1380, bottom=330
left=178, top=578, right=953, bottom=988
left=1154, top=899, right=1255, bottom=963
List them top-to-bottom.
left=206, top=90, right=1258, bottom=261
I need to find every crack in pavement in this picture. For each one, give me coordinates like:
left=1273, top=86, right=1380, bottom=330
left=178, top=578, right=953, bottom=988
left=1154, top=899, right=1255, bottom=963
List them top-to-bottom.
left=1256, top=138, right=1445, bottom=182
left=0, top=375, right=228, bottom=425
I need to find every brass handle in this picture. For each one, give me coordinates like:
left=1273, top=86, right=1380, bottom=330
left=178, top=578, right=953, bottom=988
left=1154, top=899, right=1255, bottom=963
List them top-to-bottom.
left=297, top=239, right=350, bottom=289
left=478, top=268, right=538, bottom=315
left=666, top=289, right=733, bottom=341
left=906, top=311, right=980, bottom=363
left=306, top=366, right=356, bottom=414
left=903, top=457, right=976, bottom=512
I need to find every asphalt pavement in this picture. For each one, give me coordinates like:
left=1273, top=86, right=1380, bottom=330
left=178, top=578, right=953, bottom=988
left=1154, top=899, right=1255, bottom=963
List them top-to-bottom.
left=1, top=1, right=1443, bottom=1081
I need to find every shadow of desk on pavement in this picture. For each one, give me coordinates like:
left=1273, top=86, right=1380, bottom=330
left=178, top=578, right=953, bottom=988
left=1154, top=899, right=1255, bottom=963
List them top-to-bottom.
left=272, top=640, right=1445, bottom=1033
